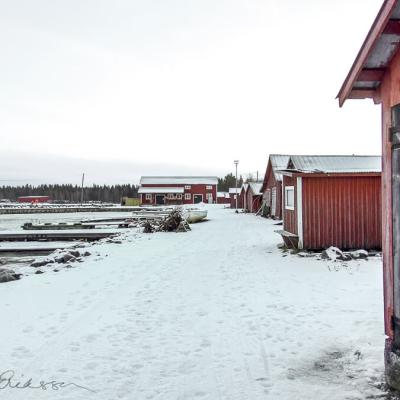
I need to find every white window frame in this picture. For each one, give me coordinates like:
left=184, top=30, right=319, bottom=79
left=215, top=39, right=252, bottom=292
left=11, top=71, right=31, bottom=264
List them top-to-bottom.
left=185, top=185, right=191, bottom=190
left=206, top=185, right=212, bottom=190
left=285, top=186, right=295, bottom=210
left=271, top=187, right=277, bottom=215
left=167, top=193, right=174, bottom=199
left=185, top=193, right=191, bottom=200
left=145, top=194, right=152, bottom=200
left=176, top=194, right=182, bottom=200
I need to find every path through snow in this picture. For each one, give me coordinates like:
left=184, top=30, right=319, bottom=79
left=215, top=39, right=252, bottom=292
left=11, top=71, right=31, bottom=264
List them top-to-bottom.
left=0, top=206, right=385, bottom=399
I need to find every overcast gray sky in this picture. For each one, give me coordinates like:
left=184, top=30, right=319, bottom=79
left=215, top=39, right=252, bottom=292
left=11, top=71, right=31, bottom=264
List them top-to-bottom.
left=0, top=0, right=383, bottom=185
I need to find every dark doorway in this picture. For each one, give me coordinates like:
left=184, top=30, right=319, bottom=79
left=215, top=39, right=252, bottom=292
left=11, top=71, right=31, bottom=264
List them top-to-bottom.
left=193, top=194, right=203, bottom=204
left=155, top=195, right=164, bottom=205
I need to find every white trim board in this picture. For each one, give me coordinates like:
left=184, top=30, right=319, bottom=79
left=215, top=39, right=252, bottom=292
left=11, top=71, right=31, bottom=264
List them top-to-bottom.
left=296, top=177, right=303, bottom=249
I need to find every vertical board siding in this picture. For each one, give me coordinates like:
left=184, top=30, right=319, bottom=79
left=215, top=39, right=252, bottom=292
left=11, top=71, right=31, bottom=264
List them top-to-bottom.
left=377, top=42, right=400, bottom=339
left=302, top=176, right=381, bottom=250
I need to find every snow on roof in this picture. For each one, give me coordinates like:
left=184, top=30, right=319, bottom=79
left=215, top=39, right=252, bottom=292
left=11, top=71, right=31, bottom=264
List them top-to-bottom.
left=270, top=154, right=291, bottom=181
left=288, top=155, right=381, bottom=174
left=140, top=176, right=218, bottom=185
left=248, top=182, right=263, bottom=195
left=240, top=183, right=249, bottom=193
left=138, top=187, right=184, bottom=194
left=229, top=187, right=240, bottom=194
left=217, top=192, right=227, bottom=197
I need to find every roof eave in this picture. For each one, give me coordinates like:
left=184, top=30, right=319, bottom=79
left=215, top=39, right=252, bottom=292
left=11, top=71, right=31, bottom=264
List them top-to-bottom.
left=337, top=0, right=397, bottom=107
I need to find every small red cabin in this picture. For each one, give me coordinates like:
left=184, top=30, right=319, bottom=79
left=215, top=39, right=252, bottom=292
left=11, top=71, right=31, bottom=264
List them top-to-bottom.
left=260, top=155, right=290, bottom=219
left=278, top=155, right=381, bottom=251
left=138, top=176, right=218, bottom=205
left=245, top=182, right=262, bottom=213
left=238, top=184, right=248, bottom=209
left=229, top=187, right=240, bottom=209
left=217, top=192, right=230, bottom=204
left=17, top=196, right=50, bottom=203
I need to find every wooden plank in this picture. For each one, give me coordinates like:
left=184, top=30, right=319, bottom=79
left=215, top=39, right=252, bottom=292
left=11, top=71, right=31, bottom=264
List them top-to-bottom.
left=383, top=19, right=400, bottom=35
left=358, top=68, right=386, bottom=81
left=347, top=89, right=377, bottom=100
left=0, top=230, right=117, bottom=242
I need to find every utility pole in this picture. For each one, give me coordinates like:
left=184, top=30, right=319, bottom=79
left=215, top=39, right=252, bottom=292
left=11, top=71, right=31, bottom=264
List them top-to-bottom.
left=234, top=160, right=239, bottom=211
left=81, top=173, right=85, bottom=204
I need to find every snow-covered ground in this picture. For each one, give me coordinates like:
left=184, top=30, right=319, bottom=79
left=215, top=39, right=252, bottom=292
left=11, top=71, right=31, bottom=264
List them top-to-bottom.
left=0, top=205, right=386, bottom=399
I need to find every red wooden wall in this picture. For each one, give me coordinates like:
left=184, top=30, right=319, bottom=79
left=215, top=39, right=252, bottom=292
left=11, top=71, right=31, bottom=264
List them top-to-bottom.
left=377, top=45, right=400, bottom=339
left=262, top=164, right=283, bottom=219
left=302, top=176, right=381, bottom=250
left=141, top=183, right=217, bottom=205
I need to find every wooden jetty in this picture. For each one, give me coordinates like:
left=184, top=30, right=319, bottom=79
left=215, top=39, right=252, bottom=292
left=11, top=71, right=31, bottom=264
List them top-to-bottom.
left=0, top=206, right=140, bottom=215
left=22, top=221, right=133, bottom=230
left=81, top=221, right=133, bottom=228
left=22, top=222, right=88, bottom=230
left=0, top=230, right=117, bottom=242
left=0, top=244, right=74, bottom=255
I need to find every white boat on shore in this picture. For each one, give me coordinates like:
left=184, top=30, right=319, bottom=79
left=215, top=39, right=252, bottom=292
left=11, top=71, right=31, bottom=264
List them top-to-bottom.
left=184, top=209, right=208, bottom=223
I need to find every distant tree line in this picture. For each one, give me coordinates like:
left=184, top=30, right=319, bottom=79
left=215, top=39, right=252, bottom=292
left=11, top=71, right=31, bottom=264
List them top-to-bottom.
left=217, top=173, right=244, bottom=192
left=1, top=176, right=255, bottom=202
left=0, top=184, right=139, bottom=203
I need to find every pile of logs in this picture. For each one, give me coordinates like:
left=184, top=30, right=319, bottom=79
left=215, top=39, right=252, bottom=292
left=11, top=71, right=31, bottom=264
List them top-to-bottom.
left=142, top=209, right=191, bottom=233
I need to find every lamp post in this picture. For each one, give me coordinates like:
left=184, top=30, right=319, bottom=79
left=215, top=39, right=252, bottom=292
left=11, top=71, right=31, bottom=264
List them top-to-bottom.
left=234, top=160, right=239, bottom=211
left=80, top=173, right=85, bottom=205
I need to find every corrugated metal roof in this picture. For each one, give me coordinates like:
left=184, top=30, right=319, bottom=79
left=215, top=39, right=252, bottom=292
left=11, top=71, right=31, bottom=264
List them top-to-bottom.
left=270, top=154, right=291, bottom=181
left=289, top=155, right=381, bottom=173
left=140, top=176, right=218, bottom=185
left=248, top=182, right=263, bottom=195
left=138, top=187, right=185, bottom=194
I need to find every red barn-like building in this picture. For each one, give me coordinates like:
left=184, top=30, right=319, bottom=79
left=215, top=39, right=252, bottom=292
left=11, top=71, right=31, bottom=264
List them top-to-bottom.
left=337, top=0, right=400, bottom=388
left=260, top=155, right=290, bottom=220
left=278, top=155, right=381, bottom=251
left=138, top=176, right=218, bottom=206
left=245, top=182, right=263, bottom=213
left=238, top=184, right=248, bottom=209
left=229, top=187, right=240, bottom=209
left=217, top=192, right=230, bottom=205
left=17, top=196, right=50, bottom=203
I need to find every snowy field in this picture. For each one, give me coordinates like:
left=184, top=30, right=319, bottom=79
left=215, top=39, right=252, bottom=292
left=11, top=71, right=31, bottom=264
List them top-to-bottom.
left=0, top=205, right=386, bottom=399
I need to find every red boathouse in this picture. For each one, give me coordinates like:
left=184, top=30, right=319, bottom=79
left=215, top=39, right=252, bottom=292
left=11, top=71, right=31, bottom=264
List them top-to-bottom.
left=337, top=0, right=400, bottom=388
left=260, top=154, right=290, bottom=220
left=279, top=155, right=381, bottom=251
left=138, top=176, right=218, bottom=206
left=245, top=182, right=262, bottom=213
left=238, top=184, right=248, bottom=209
left=229, top=187, right=240, bottom=209
left=217, top=192, right=230, bottom=205
left=17, top=196, right=50, bottom=203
